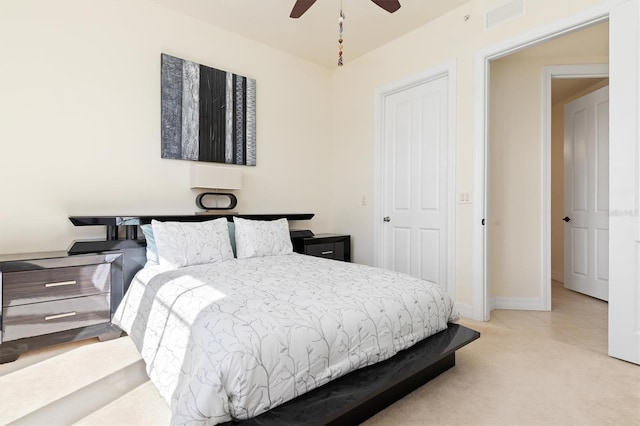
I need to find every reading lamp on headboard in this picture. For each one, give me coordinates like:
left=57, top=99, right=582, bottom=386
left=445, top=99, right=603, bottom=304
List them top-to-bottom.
left=190, top=164, right=242, bottom=212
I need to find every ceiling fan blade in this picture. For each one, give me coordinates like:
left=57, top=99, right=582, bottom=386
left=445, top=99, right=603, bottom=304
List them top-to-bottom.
left=290, top=0, right=318, bottom=18
left=371, top=0, right=401, bottom=13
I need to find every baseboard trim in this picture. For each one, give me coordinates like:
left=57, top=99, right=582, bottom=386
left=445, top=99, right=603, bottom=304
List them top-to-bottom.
left=551, top=270, right=564, bottom=282
left=492, top=296, right=546, bottom=311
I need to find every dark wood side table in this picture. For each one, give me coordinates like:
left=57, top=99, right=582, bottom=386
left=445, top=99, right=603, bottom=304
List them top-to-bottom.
left=292, top=234, right=351, bottom=262
left=0, top=251, right=124, bottom=363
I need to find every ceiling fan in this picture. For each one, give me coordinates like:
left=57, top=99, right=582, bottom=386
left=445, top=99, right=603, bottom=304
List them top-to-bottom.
left=290, top=0, right=401, bottom=18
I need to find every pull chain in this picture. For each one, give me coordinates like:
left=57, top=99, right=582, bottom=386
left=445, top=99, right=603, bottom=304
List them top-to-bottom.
left=338, top=8, right=344, bottom=66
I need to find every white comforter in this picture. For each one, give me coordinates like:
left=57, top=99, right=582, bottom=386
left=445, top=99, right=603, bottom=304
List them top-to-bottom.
left=113, top=253, right=456, bottom=425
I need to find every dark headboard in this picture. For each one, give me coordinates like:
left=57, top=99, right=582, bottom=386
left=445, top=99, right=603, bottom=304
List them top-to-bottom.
left=70, top=214, right=314, bottom=241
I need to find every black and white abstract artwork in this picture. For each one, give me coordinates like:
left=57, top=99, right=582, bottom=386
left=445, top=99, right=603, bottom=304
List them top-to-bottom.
left=161, top=53, right=256, bottom=166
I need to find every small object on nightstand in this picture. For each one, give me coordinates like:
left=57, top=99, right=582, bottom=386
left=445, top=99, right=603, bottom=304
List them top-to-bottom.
left=292, top=234, right=351, bottom=262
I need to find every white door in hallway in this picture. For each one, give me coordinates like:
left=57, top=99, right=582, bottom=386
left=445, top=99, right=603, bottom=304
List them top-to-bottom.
left=382, top=75, right=448, bottom=291
left=563, top=86, right=609, bottom=301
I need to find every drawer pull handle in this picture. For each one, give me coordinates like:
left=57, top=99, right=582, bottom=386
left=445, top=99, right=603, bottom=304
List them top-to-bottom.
left=321, top=251, right=334, bottom=255
left=45, top=280, right=77, bottom=288
left=45, top=312, right=77, bottom=321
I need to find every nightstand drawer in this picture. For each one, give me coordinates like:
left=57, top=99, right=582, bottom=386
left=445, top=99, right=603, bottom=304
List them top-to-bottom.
left=293, top=234, right=351, bottom=262
left=306, top=242, right=344, bottom=260
left=2, top=264, right=111, bottom=307
left=2, top=293, right=110, bottom=342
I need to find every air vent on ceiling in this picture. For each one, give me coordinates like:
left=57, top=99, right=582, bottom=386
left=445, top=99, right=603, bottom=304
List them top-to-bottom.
left=485, top=0, right=525, bottom=29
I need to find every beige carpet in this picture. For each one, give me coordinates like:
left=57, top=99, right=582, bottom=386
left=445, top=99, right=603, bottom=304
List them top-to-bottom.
left=366, top=317, right=640, bottom=425
left=1, top=318, right=638, bottom=425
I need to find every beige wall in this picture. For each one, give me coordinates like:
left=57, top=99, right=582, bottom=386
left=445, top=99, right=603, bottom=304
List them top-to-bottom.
left=0, top=0, right=333, bottom=253
left=0, top=0, right=618, bottom=311
left=488, top=56, right=607, bottom=300
left=488, top=57, right=546, bottom=299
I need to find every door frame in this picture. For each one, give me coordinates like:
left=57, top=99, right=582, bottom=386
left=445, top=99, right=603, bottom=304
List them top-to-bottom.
left=471, top=0, right=640, bottom=321
left=473, top=0, right=639, bottom=364
left=373, top=61, right=457, bottom=300
left=542, top=64, right=609, bottom=310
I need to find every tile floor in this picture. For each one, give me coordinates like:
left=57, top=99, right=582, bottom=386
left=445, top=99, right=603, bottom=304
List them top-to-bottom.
left=490, top=280, right=608, bottom=354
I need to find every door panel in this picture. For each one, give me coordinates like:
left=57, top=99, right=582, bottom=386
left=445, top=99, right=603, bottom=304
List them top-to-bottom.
left=563, top=85, right=609, bottom=301
left=420, top=93, right=441, bottom=211
left=596, top=100, right=609, bottom=213
left=394, top=102, right=412, bottom=211
left=571, top=109, right=588, bottom=212
left=393, top=227, right=411, bottom=275
left=571, top=227, right=588, bottom=277
left=419, top=229, right=440, bottom=283
left=596, top=229, right=609, bottom=281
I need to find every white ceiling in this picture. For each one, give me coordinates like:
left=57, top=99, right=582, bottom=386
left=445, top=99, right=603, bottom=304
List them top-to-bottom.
left=149, top=0, right=469, bottom=69
left=552, top=78, right=608, bottom=104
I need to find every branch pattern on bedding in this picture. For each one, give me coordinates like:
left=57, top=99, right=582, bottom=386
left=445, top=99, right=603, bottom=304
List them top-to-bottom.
left=113, top=253, right=456, bottom=425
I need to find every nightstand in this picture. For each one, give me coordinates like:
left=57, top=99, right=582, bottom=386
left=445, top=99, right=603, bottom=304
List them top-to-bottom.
left=292, top=234, right=351, bottom=262
left=0, top=251, right=124, bottom=363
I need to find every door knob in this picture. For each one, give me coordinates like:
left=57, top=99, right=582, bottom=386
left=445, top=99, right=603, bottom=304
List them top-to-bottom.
left=383, top=216, right=391, bottom=222
left=562, top=216, right=571, bottom=222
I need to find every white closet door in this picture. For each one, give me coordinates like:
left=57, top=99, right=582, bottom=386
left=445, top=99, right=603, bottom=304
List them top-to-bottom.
left=382, top=75, right=449, bottom=291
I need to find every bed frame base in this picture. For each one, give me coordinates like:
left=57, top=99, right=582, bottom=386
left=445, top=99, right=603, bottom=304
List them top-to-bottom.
left=224, top=323, right=479, bottom=426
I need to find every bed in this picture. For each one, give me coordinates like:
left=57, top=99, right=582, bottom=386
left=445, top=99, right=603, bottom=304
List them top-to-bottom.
left=112, top=216, right=479, bottom=425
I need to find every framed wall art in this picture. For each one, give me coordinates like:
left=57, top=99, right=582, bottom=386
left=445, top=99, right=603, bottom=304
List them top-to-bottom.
left=161, top=53, right=256, bottom=166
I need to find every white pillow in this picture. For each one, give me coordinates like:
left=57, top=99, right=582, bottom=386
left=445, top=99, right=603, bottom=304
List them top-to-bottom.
left=233, top=217, right=293, bottom=259
left=151, top=218, right=234, bottom=268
